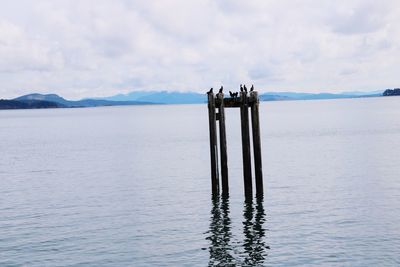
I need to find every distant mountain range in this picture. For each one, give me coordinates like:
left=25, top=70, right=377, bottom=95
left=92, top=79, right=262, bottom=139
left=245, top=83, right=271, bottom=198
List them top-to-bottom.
left=0, top=89, right=394, bottom=110
left=95, top=89, right=385, bottom=103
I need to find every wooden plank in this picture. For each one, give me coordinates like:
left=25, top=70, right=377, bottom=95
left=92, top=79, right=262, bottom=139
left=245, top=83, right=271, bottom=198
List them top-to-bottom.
left=250, top=91, right=263, bottom=197
left=208, top=92, right=219, bottom=195
left=240, top=92, right=253, bottom=199
left=217, top=93, right=229, bottom=197
left=216, top=97, right=256, bottom=108
left=221, top=97, right=242, bottom=108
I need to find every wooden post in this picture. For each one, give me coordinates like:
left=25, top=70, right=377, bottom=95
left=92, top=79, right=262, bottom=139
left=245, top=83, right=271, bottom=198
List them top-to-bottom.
left=250, top=91, right=263, bottom=197
left=208, top=92, right=219, bottom=195
left=240, top=92, right=252, bottom=198
left=217, top=93, right=229, bottom=196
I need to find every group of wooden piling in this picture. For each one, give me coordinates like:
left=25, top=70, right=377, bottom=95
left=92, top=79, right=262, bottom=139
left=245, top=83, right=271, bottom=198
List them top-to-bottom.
left=208, top=90, right=263, bottom=199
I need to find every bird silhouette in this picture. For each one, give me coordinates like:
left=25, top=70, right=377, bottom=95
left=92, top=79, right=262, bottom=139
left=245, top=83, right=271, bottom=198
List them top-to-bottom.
left=240, top=84, right=244, bottom=92
left=244, top=84, right=248, bottom=93
left=250, top=84, right=254, bottom=92
left=219, top=86, right=223, bottom=94
left=207, top=88, right=213, bottom=95
left=229, top=91, right=234, bottom=98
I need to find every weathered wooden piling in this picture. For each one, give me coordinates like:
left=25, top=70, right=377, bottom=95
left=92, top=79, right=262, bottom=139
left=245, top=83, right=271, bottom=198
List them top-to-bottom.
left=207, top=87, right=263, bottom=199
left=250, top=91, right=263, bottom=197
left=208, top=92, right=219, bottom=195
left=240, top=92, right=253, bottom=199
left=217, top=93, right=229, bottom=196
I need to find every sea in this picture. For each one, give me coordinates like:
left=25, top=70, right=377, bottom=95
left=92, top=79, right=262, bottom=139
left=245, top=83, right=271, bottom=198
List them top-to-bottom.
left=1, top=97, right=399, bottom=266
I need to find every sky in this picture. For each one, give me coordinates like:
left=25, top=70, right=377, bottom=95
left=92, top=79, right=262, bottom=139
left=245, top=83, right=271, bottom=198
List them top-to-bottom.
left=0, top=0, right=399, bottom=99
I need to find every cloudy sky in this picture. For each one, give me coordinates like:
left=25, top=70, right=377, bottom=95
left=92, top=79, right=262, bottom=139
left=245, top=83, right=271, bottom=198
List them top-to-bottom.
left=0, top=0, right=399, bottom=99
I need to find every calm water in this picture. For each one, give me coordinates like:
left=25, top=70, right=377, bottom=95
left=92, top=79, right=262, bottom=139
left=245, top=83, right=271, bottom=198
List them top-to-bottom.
left=1, top=97, right=400, bottom=266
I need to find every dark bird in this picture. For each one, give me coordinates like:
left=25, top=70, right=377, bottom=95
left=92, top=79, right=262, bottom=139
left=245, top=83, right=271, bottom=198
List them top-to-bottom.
left=240, top=84, right=244, bottom=92
left=244, top=84, right=248, bottom=93
left=250, top=84, right=254, bottom=92
left=219, top=86, right=223, bottom=94
left=207, top=88, right=213, bottom=95
left=229, top=91, right=234, bottom=98
left=234, top=92, right=239, bottom=98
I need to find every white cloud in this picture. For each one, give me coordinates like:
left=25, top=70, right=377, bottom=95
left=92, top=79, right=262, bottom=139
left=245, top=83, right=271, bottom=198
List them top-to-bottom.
left=0, top=0, right=399, bottom=99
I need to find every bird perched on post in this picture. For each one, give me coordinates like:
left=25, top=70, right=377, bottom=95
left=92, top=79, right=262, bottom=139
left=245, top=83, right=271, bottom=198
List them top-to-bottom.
left=240, top=84, right=244, bottom=92
left=243, top=84, right=248, bottom=93
left=250, top=85, right=254, bottom=92
left=219, top=86, right=223, bottom=94
left=207, top=88, right=213, bottom=95
left=229, top=91, right=234, bottom=98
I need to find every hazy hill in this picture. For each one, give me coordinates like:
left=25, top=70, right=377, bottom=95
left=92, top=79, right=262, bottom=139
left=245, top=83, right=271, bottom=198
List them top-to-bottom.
left=259, top=90, right=382, bottom=101
left=341, top=90, right=384, bottom=96
left=100, top=91, right=206, bottom=104
left=100, top=91, right=159, bottom=101
left=260, top=92, right=356, bottom=100
left=14, top=93, right=71, bottom=106
left=259, top=94, right=292, bottom=101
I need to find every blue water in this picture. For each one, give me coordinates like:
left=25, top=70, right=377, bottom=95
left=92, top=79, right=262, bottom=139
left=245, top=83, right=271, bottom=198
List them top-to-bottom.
left=1, top=97, right=400, bottom=266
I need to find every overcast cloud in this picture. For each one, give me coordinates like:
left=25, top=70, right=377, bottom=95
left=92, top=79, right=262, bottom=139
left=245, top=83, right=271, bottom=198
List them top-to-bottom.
left=0, top=0, right=399, bottom=99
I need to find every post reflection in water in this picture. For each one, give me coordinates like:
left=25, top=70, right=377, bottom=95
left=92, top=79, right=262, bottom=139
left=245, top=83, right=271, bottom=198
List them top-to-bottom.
left=206, top=196, right=269, bottom=266
left=206, top=196, right=236, bottom=266
left=242, top=198, right=269, bottom=266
